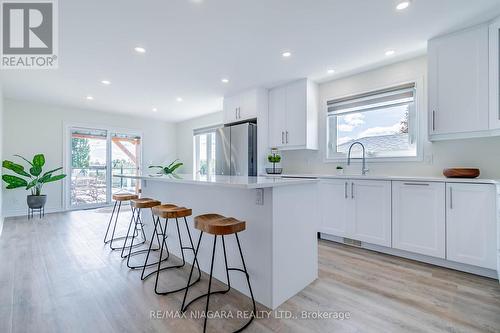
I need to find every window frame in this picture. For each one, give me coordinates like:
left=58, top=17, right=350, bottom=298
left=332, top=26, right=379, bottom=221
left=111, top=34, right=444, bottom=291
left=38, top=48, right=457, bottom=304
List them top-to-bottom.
left=324, top=79, right=424, bottom=163
left=193, top=125, right=221, bottom=175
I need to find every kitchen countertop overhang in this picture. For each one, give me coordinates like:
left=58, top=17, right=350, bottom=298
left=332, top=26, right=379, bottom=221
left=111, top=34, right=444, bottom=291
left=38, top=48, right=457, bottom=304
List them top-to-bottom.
left=114, top=173, right=319, bottom=189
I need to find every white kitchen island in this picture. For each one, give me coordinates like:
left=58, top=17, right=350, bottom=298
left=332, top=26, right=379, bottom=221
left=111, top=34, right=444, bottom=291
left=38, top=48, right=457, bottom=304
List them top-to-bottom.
left=116, top=174, right=319, bottom=309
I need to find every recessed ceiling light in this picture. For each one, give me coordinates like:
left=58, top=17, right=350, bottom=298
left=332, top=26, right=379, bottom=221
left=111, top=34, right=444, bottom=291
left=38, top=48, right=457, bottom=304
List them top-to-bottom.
left=396, top=1, right=410, bottom=10
left=134, top=46, right=146, bottom=54
left=385, top=50, right=395, bottom=56
left=282, top=51, right=292, bottom=58
left=327, top=69, right=335, bottom=74
left=221, top=78, right=229, bottom=83
left=101, top=80, right=111, bottom=85
left=86, top=95, right=94, bottom=100
left=176, top=97, right=183, bottom=102
left=152, top=107, right=158, bottom=112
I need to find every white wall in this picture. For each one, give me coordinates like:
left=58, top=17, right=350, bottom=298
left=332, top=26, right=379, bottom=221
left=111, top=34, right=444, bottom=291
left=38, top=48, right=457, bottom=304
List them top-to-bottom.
left=281, top=56, right=500, bottom=179
left=2, top=99, right=177, bottom=217
left=175, top=111, right=223, bottom=173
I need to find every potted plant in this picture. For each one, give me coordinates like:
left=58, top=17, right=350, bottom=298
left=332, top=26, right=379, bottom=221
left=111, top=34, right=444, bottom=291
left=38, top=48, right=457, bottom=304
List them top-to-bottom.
left=266, top=149, right=282, bottom=175
left=2, top=154, right=66, bottom=211
left=149, top=159, right=183, bottom=176
left=336, top=165, right=344, bottom=175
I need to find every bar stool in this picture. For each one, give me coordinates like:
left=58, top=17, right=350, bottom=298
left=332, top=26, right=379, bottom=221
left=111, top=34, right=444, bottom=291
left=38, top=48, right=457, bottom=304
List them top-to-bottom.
left=103, top=193, right=139, bottom=250
left=120, top=198, right=162, bottom=269
left=141, top=204, right=201, bottom=295
left=181, top=214, right=256, bottom=333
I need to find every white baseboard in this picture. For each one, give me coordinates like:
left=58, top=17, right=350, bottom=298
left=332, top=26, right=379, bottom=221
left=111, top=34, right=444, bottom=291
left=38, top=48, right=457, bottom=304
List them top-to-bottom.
left=3, top=206, right=64, bottom=218
left=320, top=233, right=498, bottom=280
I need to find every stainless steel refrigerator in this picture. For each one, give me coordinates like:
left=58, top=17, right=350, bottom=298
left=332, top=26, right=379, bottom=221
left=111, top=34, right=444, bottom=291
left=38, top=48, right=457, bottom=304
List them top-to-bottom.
left=215, top=122, right=257, bottom=176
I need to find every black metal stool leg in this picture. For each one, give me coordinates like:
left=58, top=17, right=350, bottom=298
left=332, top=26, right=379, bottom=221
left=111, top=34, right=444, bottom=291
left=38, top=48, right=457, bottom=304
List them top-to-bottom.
left=104, top=201, right=117, bottom=243
left=109, top=201, right=122, bottom=249
left=120, top=207, right=138, bottom=258
left=125, top=208, right=163, bottom=269
left=141, top=215, right=165, bottom=279
left=152, top=217, right=201, bottom=295
left=184, top=217, right=202, bottom=278
left=154, top=218, right=170, bottom=293
left=175, top=218, right=186, bottom=266
left=181, top=231, right=204, bottom=312
left=181, top=232, right=255, bottom=333
left=234, top=233, right=257, bottom=332
left=203, top=235, right=218, bottom=333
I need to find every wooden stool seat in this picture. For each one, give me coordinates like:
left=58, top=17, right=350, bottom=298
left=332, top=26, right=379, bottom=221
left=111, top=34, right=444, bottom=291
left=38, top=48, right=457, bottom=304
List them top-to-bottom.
left=112, top=193, right=139, bottom=201
left=131, top=198, right=161, bottom=209
left=152, top=204, right=192, bottom=219
left=194, top=214, right=246, bottom=235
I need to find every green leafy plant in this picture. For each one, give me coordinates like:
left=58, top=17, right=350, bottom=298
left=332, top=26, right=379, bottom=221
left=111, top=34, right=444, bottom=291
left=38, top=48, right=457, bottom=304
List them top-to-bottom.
left=2, top=154, right=67, bottom=196
left=268, top=154, right=281, bottom=163
left=149, top=159, right=183, bottom=175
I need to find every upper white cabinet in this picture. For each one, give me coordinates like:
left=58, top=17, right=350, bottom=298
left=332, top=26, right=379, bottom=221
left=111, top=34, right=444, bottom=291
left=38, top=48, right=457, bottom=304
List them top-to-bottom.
left=489, top=17, right=500, bottom=129
left=428, top=24, right=489, bottom=139
left=268, top=79, right=318, bottom=150
left=223, top=89, right=266, bottom=124
left=319, top=179, right=391, bottom=247
left=392, top=181, right=445, bottom=258
left=446, top=183, right=497, bottom=270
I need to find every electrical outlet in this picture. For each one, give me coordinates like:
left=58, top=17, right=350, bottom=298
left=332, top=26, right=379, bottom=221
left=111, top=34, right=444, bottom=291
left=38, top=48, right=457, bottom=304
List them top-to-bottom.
left=255, top=188, right=264, bottom=205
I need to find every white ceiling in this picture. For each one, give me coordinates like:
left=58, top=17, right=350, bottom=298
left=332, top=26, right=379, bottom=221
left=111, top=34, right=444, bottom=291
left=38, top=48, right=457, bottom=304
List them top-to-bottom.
left=2, top=0, right=500, bottom=122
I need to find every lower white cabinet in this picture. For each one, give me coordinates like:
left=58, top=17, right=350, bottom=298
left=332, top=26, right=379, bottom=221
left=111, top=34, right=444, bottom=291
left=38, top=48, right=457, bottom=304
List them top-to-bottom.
left=320, top=178, right=498, bottom=272
left=319, top=179, right=349, bottom=237
left=320, top=179, right=391, bottom=247
left=350, top=180, right=392, bottom=247
left=392, top=181, right=446, bottom=258
left=446, top=183, right=497, bottom=269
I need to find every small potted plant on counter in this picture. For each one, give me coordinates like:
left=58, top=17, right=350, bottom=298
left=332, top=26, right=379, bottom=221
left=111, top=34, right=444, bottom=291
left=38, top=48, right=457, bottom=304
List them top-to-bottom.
left=266, top=149, right=282, bottom=175
left=2, top=154, right=66, bottom=218
left=149, top=159, right=183, bottom=177
left=336, top=165, right=344, bottom=175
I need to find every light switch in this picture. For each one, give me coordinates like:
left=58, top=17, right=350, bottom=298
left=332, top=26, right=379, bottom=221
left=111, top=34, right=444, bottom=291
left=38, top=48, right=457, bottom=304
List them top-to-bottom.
left=255, top=188, right=264, bottom=205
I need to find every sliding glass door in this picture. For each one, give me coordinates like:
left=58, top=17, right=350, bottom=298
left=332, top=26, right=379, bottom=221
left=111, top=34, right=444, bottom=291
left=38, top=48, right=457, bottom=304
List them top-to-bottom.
left=67, top=126, right=142, bottom=209
left=70, top=128, right=108, bottom=207
left=111, top=133, right=141, bottom=195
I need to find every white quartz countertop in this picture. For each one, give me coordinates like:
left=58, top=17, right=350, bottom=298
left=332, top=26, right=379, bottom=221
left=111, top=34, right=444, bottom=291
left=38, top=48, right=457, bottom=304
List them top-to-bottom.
left=114, top=173, right=318, bottom=189
left=267, top=173, right=500, bottom=184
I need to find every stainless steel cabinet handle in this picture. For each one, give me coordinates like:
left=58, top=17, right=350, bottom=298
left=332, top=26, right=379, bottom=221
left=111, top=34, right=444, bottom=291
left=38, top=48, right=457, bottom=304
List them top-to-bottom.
left=238, top=107, right=241, bottom=119
left=235, top=108, right=238, bottom=119
left=432, top=110, right=436, bottom=131
left=281, top=131, right=284, bottom=144
left=286, top=131, right=289, bottom=144
left=344, top=182, right=348, bottom=199
left=351, top=182, right=354, bottom=199
left=403, top=183, right=430, bottom=186
left=449, top=187, right=453, bottom=209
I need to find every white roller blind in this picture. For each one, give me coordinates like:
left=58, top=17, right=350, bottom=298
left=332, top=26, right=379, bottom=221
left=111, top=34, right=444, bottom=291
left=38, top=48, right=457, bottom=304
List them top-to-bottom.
left=327, top=83, right=415, bottom=115
left=193, top=124, right=222, bottom=136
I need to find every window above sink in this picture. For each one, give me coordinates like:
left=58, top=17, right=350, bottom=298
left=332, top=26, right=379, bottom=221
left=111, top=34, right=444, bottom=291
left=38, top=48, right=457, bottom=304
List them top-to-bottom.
left=326, top=82, right=422, bottom=162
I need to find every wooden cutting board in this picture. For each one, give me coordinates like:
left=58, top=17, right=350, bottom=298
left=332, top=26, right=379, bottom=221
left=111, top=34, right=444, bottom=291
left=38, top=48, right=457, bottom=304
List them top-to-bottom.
left=443, top=168, right=480, bottom=178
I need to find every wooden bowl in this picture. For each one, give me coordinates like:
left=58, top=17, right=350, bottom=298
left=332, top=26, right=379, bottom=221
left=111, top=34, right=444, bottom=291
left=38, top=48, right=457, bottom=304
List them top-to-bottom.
left=443, top=168, right=480, bottom=178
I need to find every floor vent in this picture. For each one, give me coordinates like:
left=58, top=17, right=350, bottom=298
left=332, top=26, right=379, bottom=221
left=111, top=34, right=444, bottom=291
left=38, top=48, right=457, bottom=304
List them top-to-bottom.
left=343, top=238, right=362, bottom=247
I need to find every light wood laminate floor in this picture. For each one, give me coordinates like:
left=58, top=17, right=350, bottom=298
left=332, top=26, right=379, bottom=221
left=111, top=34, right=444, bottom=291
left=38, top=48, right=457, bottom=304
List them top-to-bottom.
left=0, top=209, right=499, bottom=333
